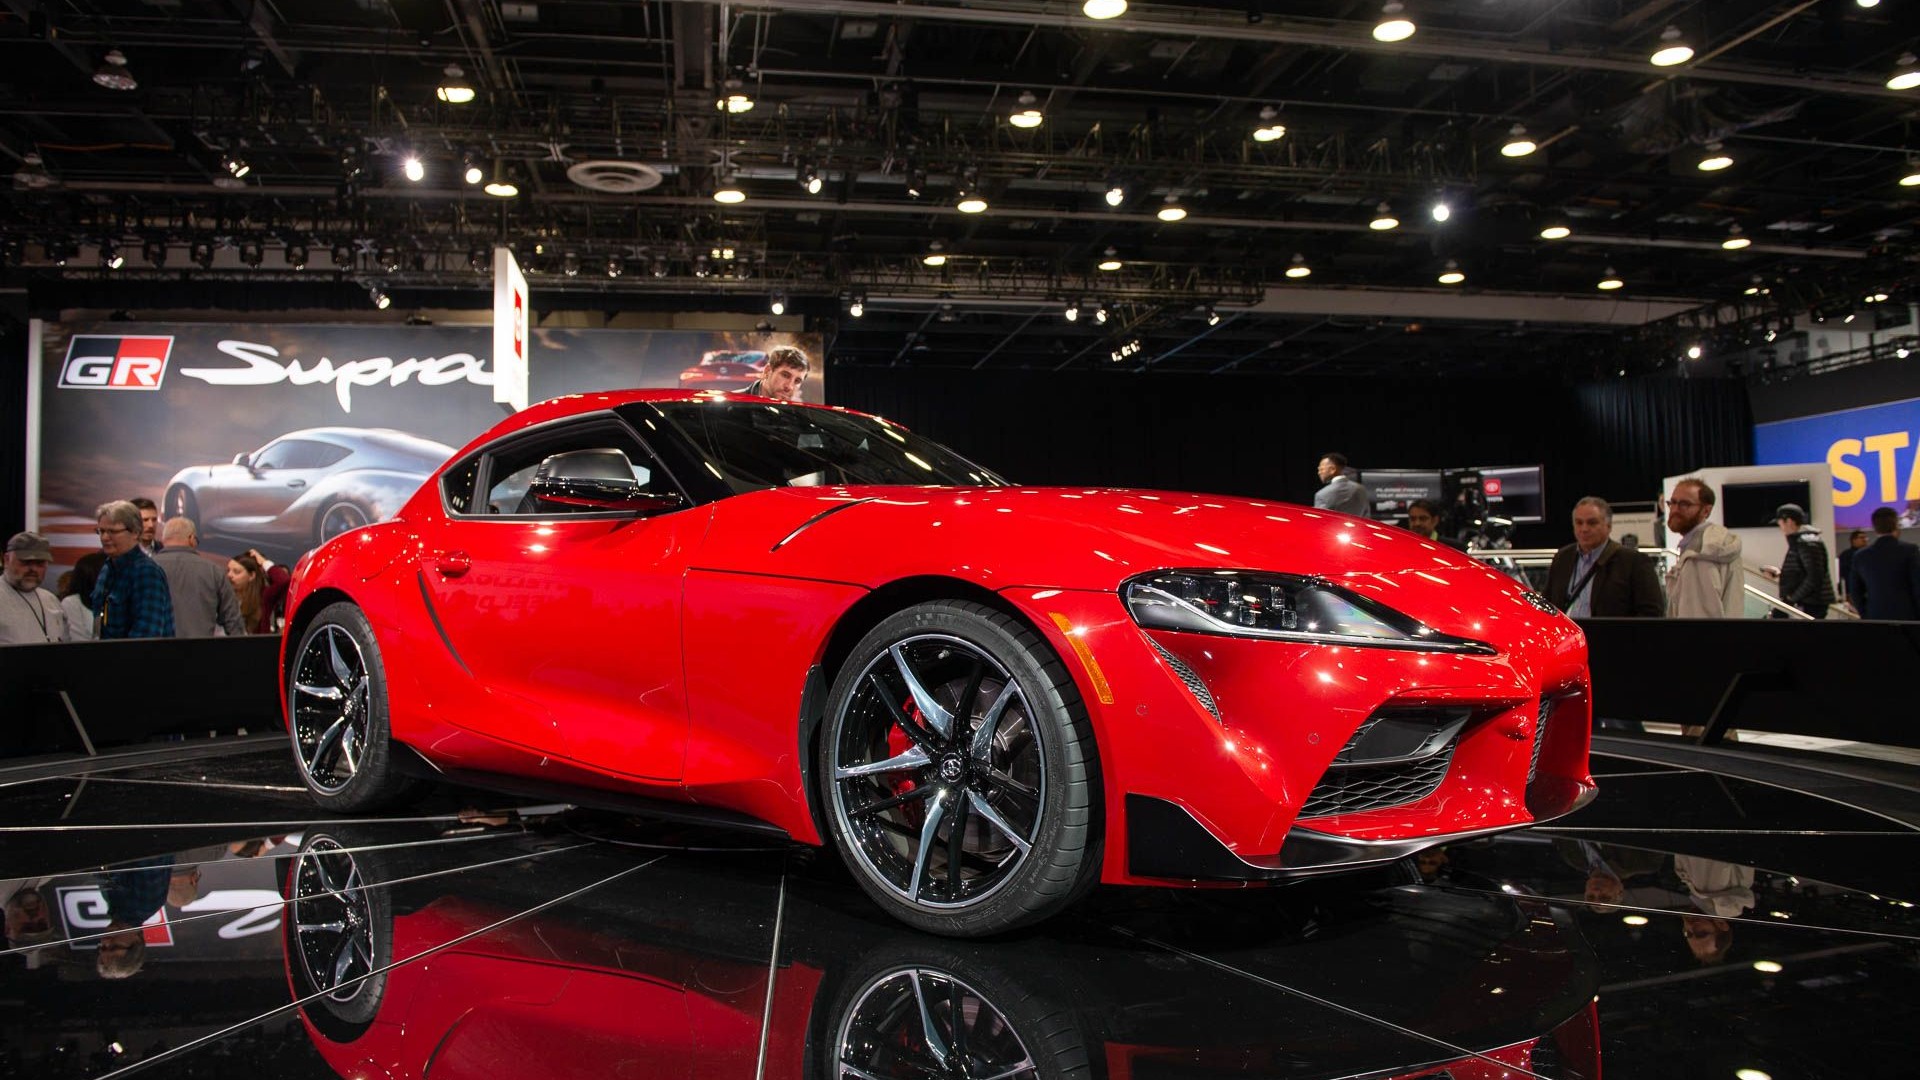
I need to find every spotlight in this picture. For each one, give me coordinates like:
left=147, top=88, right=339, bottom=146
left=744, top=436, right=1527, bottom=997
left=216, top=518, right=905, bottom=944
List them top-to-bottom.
left=1082, top=0, right=1127, bottom=19
left=1858, top=0, right=1881, bottom=7
left=1373, top=2, right=1415, bottom=43
left=1650, top=25, right=1694, bottom=67
left=93, top=49, right=137, bottom=91
left=1889, top=52, right=1920, bottom=91
left=436, top=64, right=476, bottom=104
left=717, top=76, right=754, bottom=114
left=1009, top=90, right=1044, bottom=129
left=1252, top=105, right=1286, bottom=142
left=1500, top=124, right=1537, bottom=158
left=1697, top=143, right=1733, bottom=171
left=462, top=152, right=484, bottom=185
left=221, top=153, right=251, bottom=179
left=403, top=155, right=425, bottom=183
left=484, top=160, right=519, bottom=198
left=799, top=160, right=823, bottom=195
left=1899, top=161, right=1920, bottom=187
left=907, top=167, right=927, bottom=198
left=712, top=170, right=747, bottom=204
left=1105, top=181, right=1125, bottom=207
left=957, top=193, right=989, bottom=214
left=1157, top=195, right=1187, bottom=222
left=1430, top=198, right=1451, bottom=223
left=1369, top=202, right=1399, bottom=230
left=1539, top=221, right=1572, bottom=240
left=1722, top=225, right=1751, bottom=250
left=43, top=238, right=71, bottom=266
left=143, top=238, right=167, bottom=267
left=99, top=239, right=123, bottom=270
left=191, top=239, right=216, bottom=269
left=238, top=239, right=263, bottom=267
left=285, top=241, right=308, bottom=270
left=331, top=241, right=354, bottom=267
left=923, top=241, right=948, bottom=267
left=377, top=245, right=399, bottom=272
left=1097, top=246, right=1123, bottom=271
left=469, top=247, right=488, bottom=272
left=561, top=251, right=581, bottom=277
left=1286, top=253, right=1312, bottom=279
left=606, top=254, right=624, bottom=278
left=693, top=254, right=711, bottom=278
left=651, top=256, right=669, bottom=278
left=1437, top=259, right=1465, bottom=285
left=1597, top=268, right=1624, bottom=291
left=368, top=284, right=391, bottom=310
left=848, top=291, right=866, bottom=318
left=770, top=292, right=787, bottom=316
left=1064, top=300, right=1080, bottom=322
left=1095, top=303, right=1110, bottom=324
left=1206, top=306, right=1220, bottom=326
left=1686, top=344, right=1703, bottom=360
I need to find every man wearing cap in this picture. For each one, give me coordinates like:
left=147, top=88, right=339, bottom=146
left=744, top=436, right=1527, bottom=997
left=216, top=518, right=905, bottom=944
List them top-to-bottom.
left=90, top=500, right=175, bottom=639
left=1760, top=503, right=1835, bottom=619
left=1, top=532, right=68, bottom=645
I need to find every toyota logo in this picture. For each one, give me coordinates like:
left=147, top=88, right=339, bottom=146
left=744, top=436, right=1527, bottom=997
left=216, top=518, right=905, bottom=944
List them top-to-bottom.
left=939, top=757, right=964, bottom=783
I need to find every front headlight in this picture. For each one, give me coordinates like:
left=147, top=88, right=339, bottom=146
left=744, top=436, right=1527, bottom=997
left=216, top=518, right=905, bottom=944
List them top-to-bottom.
left=1122, top=569, right=1495, bottom=655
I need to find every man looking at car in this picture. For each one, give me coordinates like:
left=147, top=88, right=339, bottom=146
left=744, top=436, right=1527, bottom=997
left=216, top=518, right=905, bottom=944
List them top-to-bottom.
left=745, top=346, right=810, bottom=402
left=1664, top=478, right=1744, bottom=618
left=1545, top=497, right=1663, bottom=617
left=90, top=500, right=175, bottom=639
left=153, top=518, right=245, bottom=637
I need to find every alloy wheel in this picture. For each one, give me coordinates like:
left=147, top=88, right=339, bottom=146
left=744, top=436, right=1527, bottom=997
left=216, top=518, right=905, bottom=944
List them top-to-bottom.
left=292, top=624, right=371, bottom=793
left=290, top=838, right=377, bottom=1006
left=836, top=965, right=1036, bottom=1080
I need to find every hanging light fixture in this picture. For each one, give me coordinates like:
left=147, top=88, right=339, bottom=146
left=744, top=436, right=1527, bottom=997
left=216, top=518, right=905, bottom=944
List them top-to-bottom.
left=1082, top=0, right=1127, bottom=20
left=1373, top=2, right=1415, bottom=43
left=1650, top=25, right=1694, bottom=67
left=92, top=49, right=137, bottom=91
left=1888, top=53, right=1920, bottom=91
left=436, top=65, right=476, bottom=104
left=717, top=76, right=754, bottom=114
left=1009, top=91, right=1044, bottom=129
left=1252, top=106, right=1286, bottom=143
left=1500, top=124, right=1537, bottom=158
left=1697, top=143, right=1733, bottom=171
left=221, top=153, right=251, bottom=179
left=462, top=153, right=484, bottom=185
left=403, top=154, right=425, bottom=182
left=484, top=160, right=518, bottom=197
left=799, top=160, right=823, bottom=195
left=1900, top=160, right=1920, bottom=187
left=713, top=169, right=747, bottom=204
left=1104, top=180, right=1126, bottom=207
left=956, top=190, right=989, bottom=214
left=1157, top=195, right=1187, bottom=222
left=1430, top=197, right=1452, bottom=222
left=1369, top=201, right=1399, bottom=230
left=1539, top=220, right=1572, bottom=240
left=1722, top=225, right=1752, bottom=250
left=143, top=238, right=167, bottom=267
left=237, top=238, right=263, bottom=267
left=99, top=239, right=123, bottom=270
left=190, top=239, right=217, bottom=268
left=285, top=240, right=308, bottom=270
left=923, top=240, right=948, bottom=267
left=330, top=241, right=355, bottom=267
left=1097, top=246, right=1123, bottom=271
left=561, top=251, right=581, bottom=277
left=1285, top=253, right=1312, bottom=279
left=606, top=254, right=625, bottom=278
left=1437, top=259, right=1465, bottom=285
left=1597, top=268, right=1624, bottom=291
left=368, top=284, right=391, bottom=309
left=847, top=291, right=866, bottom=318
left=769, top=292, right=787, bottom=316
left=1064, top=300, right=1080, bottom=322
left=1094, top=303, right=1110, bottom=325
left=1206, top=306, right=1221, bottom=326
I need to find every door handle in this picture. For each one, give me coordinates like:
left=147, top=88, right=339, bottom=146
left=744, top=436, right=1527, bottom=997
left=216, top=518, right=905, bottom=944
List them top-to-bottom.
left=286, top=479, right=307, bottom=489
left=435, top=551, right=472, bottom=577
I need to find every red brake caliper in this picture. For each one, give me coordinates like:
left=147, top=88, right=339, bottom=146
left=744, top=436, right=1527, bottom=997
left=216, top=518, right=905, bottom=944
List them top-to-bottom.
left=889, top=698, right=922, bottom=822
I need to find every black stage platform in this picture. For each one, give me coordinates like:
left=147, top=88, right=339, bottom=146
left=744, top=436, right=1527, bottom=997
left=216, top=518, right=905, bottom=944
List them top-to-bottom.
left=3, top=738, right=1916, bottom=1080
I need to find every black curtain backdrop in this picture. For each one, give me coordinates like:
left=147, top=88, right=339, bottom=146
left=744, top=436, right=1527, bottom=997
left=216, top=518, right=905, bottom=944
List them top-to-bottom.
left=0, top=308, right=26, bottom=540
left=828, top=368, right=1753, bottom=547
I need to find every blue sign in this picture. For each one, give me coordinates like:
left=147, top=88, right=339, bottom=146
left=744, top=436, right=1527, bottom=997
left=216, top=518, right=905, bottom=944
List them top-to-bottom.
left=1755, top=397, right=1920, bottom=530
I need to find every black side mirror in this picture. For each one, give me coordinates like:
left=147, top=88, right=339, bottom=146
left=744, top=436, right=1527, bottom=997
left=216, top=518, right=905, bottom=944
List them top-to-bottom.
left=527, top=476, right=684, bottom=515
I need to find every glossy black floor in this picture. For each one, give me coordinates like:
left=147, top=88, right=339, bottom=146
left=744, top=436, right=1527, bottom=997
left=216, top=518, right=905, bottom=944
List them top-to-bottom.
left=3, top=742, right=1916, bottom=1080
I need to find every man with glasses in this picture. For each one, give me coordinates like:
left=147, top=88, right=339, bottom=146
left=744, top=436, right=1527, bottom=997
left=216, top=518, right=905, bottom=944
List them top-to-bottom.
left=1663, top=478, right=1744, bottom=618
left=89, top=500, right=175, bottom=639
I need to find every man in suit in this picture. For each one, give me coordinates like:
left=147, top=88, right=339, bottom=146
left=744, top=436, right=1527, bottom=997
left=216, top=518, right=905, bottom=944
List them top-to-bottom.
left=1545, top=496, right=1665, bottom=617
left=1848, top=506, right=1920, bottom=620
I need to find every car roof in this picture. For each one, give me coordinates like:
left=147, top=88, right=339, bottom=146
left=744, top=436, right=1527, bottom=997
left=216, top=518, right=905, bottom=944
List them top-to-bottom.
left=500, top=390, right=890, bottom=435
left=276, top=427, right=457, bottom=454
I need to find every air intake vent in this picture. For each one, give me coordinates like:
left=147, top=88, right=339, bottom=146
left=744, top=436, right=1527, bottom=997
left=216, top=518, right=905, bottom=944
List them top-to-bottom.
left=1148, top=638, right=1219, bottom=720
left=1528, top=696, right=1556, bottom=784
left=1299, top=707, right=1466, bottom=818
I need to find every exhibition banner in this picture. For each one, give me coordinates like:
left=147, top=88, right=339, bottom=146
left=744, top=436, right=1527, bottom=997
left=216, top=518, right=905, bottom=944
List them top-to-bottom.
left=37, top=322, right=823, bottom=571
left=1754, top=396, right=1920, bottom=531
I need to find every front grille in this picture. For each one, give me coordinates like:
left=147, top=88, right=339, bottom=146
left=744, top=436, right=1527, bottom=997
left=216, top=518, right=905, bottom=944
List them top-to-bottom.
left=1148, top=638, right=1220, bottom=720
left=1528, top=696, right=1555, bottom=784
left=1299, top=737, right=1459, bottom=818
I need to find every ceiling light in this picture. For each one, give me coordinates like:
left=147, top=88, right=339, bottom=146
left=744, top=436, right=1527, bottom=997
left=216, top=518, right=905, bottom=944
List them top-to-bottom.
left=1082, top=0, right=1127, bottom=19
left=1858, top=0, right=1881, bottom=7
left=1373, top=2, right=1415, bottom=43
left=1650, top=25, right=1694, bottom=67
left=93, top=49, right=137, bottom=91
left=1889, top=53, right=1920, bottom=91
left=436, top=64, right=475, bottom=104
left=718, top=76, right=755, bottom=114
left=1010, top=90, right=1044, bottom=129
left=1252, top=105, right=1286, bottom=142
left=1500, top=124, right=1537, bottom=158
left=1697, top=143, right=1733, bottom=171
left=12, top=152, right=56, bottom=190
left=221, top=153, right=250, bottom=180
left=462, top=153, right=484, bottom=185
left=403, top=155, right=425, bottom=183
left=484, top=160, right=519, bottom=197
left=799, top=160, right=823, bottom=195
left=1900, top=163, right=1920, bottom=187
left=907, top=166, right=927, bottom=198
left=713, top=170, right=747, bottom=204
left=1104, top=182, right=1125, bottom=207
left=957, top=194, right=989, bottom=214
left=1157, top=196, right=1187, bottom=222
left=1430, top=199, right=1451, bottom=222
left=1369, top=202, right=1399, bottom=230
left=1539, top=222, right=1572, bottom=240
left=1722, top=225, right=1751, bottom=250
left=143, top=239, right=167, bottom=267
left=191, top=239, right=216, bottom=269
left=237, top=239, right=263, bottom=267
left=99, top=240, right=123, bottom=270
left=923, top=240, right=948, bottom=267
left=284, top=241, right=308, bottom=270
left=330, top=241, right=354, bottom=267
left=377, top=245, right=399, bottom=273
left=1097, top=246, right=1123, bottom=271
left=468, top=247, right=488, bottom=272
left=561, top=251, right=580, bottom=277
left=1286, top=253, right=1312, bottom=279
left=606, top=254, right=624, bottom=278
left=651, top=256, right=669, bottom=279
left=1436, top=260, right=1465, bottom=285
left=1597, top=268, right=1624, bottom=290
left=368, top=284, right=391, bottom=310
left=1871, top=291, right=1890, bottom=302
left=848, top=292, right=866, bottom=318
left=769, top=293, right=787, bottom=316
left=1064, top=300, right=1080, bottom=322
left=1095, top=304, right=1110, bottom=324
left=1206, top=306, right=1220, bottom=326
left=1686, top=344, right=1703, bottom=360
left=1735, top=1071, right=1772, bottom=1080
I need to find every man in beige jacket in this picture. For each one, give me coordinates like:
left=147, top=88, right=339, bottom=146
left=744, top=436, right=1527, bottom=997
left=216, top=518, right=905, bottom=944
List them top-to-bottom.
left=1664, top=477, right=1745, bottom=617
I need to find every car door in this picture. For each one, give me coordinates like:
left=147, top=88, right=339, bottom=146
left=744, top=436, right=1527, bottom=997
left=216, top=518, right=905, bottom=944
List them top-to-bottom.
left=418, top=414, right=704, bottom=778
left=220, top=438, right=348, bottom=529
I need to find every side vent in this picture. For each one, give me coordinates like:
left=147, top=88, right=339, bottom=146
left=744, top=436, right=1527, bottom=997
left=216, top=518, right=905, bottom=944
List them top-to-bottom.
left=1147, top=638, right=1220, bottom=720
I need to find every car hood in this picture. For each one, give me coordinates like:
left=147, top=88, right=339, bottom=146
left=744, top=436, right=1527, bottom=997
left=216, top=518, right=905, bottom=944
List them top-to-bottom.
left=695, top=486, right=1563, bottom=645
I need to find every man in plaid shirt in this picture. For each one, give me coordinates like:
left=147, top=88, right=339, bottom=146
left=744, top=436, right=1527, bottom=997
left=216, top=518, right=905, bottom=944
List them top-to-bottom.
left=89, top=500, right=175, bottom=639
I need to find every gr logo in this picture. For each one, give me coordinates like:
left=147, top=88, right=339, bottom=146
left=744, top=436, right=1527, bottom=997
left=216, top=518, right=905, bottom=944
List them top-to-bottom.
left=58, top=335, right=173, bottom=390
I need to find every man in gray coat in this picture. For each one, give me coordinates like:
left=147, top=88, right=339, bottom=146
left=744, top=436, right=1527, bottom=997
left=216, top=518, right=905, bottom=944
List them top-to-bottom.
left=1313, top=452, right=1372, bottom=518
left=152, top=518, right=246, bottom=637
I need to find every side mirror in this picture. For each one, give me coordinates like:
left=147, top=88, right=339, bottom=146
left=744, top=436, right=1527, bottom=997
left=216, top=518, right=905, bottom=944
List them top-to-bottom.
left=232, top=452, right=252, bottom=468
left=527, top=476, right=684, bottom=515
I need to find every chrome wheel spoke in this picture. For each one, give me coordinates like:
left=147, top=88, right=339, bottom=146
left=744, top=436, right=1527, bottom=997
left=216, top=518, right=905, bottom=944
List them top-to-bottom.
left=326, top=629, right=354, bottom=688
left=890, top=644, right=954, bottom=740
left=870, top=673, right=942, bottom=752
left=294, top=681, right=344, bottom=702
left=969, top=684, right=1023, bottom=762
left=311, top=717, right=349, bottom=774
left=835, top=745, right=930, bottom=780
left=850, top=785, right=936, bottom=818
left=945, top=787, right=971, bottom=900
left=907, top=790, right=949, bottom=902
left=966, top=790, right=1033, bottom=856
left=297, top=920, right=345, bottom=934
left=912, top=972, right=952, bottom=1068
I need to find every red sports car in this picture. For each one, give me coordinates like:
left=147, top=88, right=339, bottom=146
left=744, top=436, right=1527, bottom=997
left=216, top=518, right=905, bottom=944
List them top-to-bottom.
left=280, top=390, right=1595, bottom=936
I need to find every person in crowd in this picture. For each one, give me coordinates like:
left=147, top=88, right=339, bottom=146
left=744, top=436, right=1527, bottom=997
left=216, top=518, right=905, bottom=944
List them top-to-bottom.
left=744, top=346, right=811, bottom=401
left=1312, top=452, right=1371, bottom=517
left=1663, top=478, right=1744, bottom=618
left=130, top=496, right=164, bottom=554
left=1545, top=497, right=1664, bottom=617
left=1404, top=498, right=1466, bottom=551
left=90, top=500, right=175, bottom=639
left=1760, top=503, right=1835, bottom=619
left=1847, top=506, right=1920, bottom=620
left=153, top=518, right=246, bottom=637
left=1837, top=528, right=1869, bottom=603
left=1, top=531, right=68, bottom=645
left=1618, top=532, right=1640, bottom=551
left=227, top=550, right=291, bottom=634
left=59, top=551, right=105, bottom=642
left=94, top=857, right=174, bottom=980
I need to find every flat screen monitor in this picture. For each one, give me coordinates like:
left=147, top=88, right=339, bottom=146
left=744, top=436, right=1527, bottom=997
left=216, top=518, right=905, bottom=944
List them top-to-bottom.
left=1468, top=465, right=1546, bottom=524
left=1363, top=469, right=1445, bottom=522
left=1721, top=479, right=1813, bottom=528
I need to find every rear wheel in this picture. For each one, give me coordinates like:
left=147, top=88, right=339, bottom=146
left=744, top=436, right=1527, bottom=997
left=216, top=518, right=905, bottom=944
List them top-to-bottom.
left=315, top=500, right=370, bottom=546
left=817, top=601, right=1099, bottom=937
left=288, top=602, right=421, bottom=811
left=285, top=833, right=392, bottom=1042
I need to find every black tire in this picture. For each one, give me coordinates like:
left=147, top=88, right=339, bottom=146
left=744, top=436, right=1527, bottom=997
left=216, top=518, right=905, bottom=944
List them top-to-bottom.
left=165, top=484, right=197, bottom=526
left=314, top=499, right=371, bottom=547
left=816, top=600, right=1100, bottom=937
left=287, top=601, right=422, bottom=811
left=283, top=833, right=394, bottom=1043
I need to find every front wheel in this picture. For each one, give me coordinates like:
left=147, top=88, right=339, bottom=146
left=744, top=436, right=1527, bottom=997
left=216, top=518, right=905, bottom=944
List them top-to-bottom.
left=817, top=601, right=1100, bottom=937
left=288, top=602, right=421, bottom=811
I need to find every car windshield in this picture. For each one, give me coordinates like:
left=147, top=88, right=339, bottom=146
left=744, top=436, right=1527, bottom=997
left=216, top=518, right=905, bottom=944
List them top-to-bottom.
left=648, top=400, right=1006, bottom=492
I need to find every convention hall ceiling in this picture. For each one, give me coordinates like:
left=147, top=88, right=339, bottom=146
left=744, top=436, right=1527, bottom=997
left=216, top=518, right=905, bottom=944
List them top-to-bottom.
left=1, top=0, right=1915, bottom=375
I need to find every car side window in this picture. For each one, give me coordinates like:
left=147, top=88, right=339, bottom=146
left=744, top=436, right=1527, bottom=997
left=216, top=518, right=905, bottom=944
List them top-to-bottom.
left=475, top=417, right=674, bottom=517
left=254, top=439, right=347, bottom=471
left=442, top=453, right=482, bottom=515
